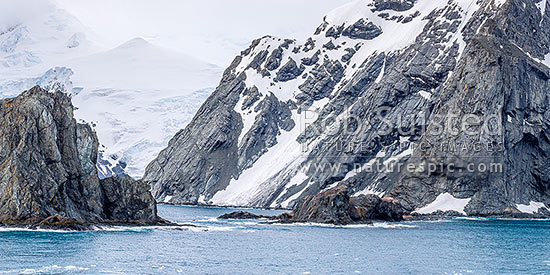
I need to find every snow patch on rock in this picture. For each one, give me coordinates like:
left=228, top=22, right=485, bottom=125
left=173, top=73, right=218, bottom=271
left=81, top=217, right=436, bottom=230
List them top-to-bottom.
left=536, top=0, right=547, bottom=19
left=543, top=53, right=550, bottom=68
left=418, top=90, right=432, bottom=100
left=211, top=111, right=304, bottom=206
left=280, top=172, right=312, bottom=208
left=354, top=187, right=384, bottom=197
left=414, top=193, right=472, bottom=215
left=164, top=196, right=173, bottom=203
left=516, top=201, right=548, bottom=214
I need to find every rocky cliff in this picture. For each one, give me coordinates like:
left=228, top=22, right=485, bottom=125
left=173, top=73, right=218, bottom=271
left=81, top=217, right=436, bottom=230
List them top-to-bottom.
left=144, top=0, right=550, bottom=217
left=0, top=87, right=159, bottom=225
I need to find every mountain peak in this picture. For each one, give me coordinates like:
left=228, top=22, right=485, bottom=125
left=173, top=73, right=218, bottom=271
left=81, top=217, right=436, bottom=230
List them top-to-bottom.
left=117, top=37, right=152, bottom=49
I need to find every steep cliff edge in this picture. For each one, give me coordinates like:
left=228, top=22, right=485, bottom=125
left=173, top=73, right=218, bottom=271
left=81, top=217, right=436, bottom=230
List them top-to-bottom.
left=144, top=0, right=550, bottom=217
left=390, top=0, right=550, bottom=216
left=0, top=87, right=159, bottom=226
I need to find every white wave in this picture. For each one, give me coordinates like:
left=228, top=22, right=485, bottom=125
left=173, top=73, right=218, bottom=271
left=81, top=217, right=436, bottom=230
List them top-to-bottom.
left=197, top=217, right=221, bottom=223
left=453, top=217, right=489, bottom=221
left=232, top=221, right=262, bottom=226
left=270, top=222, right=417, bottom=229
left=0, top=223, right=256, bottom=233
left=368, top=223, right=418, bottom=229
left=188, top=226, right=235, bottom=232
left=0, top=227, right=77, bottom=233
left=0, top=265, right=88, bottom=274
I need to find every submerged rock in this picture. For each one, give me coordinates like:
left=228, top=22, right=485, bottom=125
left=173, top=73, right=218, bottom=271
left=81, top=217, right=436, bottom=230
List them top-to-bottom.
left=0, top=87, right=160, bottom=227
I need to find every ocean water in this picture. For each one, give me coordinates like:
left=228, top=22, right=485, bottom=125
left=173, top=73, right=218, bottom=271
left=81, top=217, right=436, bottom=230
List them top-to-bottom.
left=1, top=205, right=550, bottom=274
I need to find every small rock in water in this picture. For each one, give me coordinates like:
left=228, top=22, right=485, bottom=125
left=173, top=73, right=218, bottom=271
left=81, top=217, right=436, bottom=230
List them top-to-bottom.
left=280, top=184, right=404, bottom=225
left=218, top=211, right=274, bottom=220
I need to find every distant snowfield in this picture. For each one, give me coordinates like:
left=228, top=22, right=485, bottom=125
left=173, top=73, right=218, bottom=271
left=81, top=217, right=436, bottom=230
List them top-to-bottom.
left=54, top=0, right=353, bottom=66
left=0, top=2, right=222, bottom=178
left=0, top=4, right=101, bottom=94
left=68, top=37, right=220, bottom=91
left=68, top=38, right=221, bottom=177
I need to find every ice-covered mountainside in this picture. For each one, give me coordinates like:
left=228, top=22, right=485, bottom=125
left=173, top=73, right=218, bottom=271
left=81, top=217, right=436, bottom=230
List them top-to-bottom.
left=144, top=0, right=550, bottom=217
left=0, top=2, right=99, bottom=94
left=0, top=3, right=222, bottom=178
left=69, top=38, right=222, bottom=178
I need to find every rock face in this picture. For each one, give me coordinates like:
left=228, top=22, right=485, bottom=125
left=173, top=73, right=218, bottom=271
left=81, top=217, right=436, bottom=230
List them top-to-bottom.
left=144, top=0, right=550, bottom=217
left=0, top=87, right=159, bottom=225
left=100, top=175, right=157, bottom=223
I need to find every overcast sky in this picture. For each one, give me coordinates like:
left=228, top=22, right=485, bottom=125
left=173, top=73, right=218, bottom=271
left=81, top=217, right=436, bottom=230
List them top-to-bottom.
left=54, top=0, right=352, bottom=66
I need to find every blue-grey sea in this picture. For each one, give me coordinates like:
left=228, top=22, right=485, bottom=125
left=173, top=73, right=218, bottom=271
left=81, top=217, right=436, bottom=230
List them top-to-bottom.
left=1, top=204, right=549, bottom=274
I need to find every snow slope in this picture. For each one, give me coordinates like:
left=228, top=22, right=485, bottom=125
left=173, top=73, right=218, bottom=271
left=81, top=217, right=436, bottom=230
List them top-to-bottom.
left=208, top=0, right=481, bottom=207
left=0, top=1, right=223, bottom=178
left=0, top=1, right=100, bottom=97
left=0, top=2, right=99, bottom=77
left=68, top=37, right=219, bottom=91
left=69, top=38, right=221, bottom=177
left=516, top=202, right=549, bottom=214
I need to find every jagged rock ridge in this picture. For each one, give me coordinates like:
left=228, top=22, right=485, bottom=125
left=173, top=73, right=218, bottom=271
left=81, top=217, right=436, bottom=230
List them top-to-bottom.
left=144, top=0, right=550, bottom=217
left=0, top=87, right=159, bottom=225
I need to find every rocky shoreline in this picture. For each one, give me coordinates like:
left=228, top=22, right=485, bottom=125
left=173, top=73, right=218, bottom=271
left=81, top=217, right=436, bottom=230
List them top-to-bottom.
left=0, top=87, right=165, bottom=229
left=2, top=87, right=545, bottom=230
left=217, top=184, right=550, bottom=225
left=164, top=185, right=550, bottom=225
left=218, top=210, right=550, bottom=225
left=0, top=215, right=178, bottom=231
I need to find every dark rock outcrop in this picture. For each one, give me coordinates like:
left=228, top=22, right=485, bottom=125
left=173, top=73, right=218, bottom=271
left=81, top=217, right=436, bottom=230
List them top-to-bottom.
left=372, top=0, right=416, bottom=12
left=389, top=0, right=550, bottom=216
left=342, top=19, right=383, bottom=40
left=265, top=47, right=283, bottom=71
left=302, top=50, right=321, bottom=66
left=143, top=57, right=245, bottom=203
left=274, top=58, right=305, bottom=82
left=298, top=59, right=345, bottom=101
left=0, top=87, right=160, bottom=226
left=100, top=175, right=158, bottom=223
left=287, top=185, right=404, bottom=224
left=217, top=186, right=404, bottom=225
left=218, top=211, right=273, bottom=220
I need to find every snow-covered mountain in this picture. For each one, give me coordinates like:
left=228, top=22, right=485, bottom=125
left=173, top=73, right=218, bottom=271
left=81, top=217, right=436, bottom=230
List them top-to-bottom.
left=144, top=0, right=550, bottom=217
left=0, top=1, right=222, bottom=178
left=0, top=1, right=99, bottom=96
left=69, top=38, right=221, bottom=177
